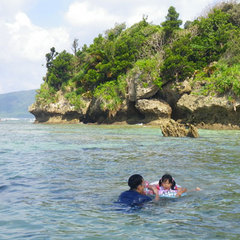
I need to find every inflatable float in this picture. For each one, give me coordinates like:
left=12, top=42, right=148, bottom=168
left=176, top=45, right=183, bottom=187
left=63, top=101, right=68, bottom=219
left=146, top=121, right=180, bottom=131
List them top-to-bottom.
left=145, top=181, right=186, bottom=198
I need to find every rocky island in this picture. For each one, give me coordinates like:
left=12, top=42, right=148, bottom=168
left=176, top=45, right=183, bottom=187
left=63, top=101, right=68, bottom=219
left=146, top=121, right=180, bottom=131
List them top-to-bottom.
left=29, top=2, right=240, bottom=130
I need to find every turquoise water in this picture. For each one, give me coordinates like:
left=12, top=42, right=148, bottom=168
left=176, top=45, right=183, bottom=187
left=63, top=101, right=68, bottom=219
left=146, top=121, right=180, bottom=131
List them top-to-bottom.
left=0, top=119, right=239, bottom=239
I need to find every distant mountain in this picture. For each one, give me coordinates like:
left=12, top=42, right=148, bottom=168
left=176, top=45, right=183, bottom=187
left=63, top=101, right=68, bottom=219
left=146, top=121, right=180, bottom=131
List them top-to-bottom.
left=0, top=90, right=36, bottom=118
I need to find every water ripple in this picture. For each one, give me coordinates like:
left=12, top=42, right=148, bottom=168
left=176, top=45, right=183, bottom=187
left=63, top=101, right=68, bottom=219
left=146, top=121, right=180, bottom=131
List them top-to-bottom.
left=0, top=121, right=239, bottom=239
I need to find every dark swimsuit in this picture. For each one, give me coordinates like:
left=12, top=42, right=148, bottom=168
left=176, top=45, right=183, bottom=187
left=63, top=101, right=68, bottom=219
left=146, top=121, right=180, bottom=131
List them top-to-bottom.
left=118, top=190, right=152, bottom=206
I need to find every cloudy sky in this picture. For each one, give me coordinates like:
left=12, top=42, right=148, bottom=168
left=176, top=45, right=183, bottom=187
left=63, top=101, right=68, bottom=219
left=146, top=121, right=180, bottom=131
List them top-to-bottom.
left=0, top=0, right=223, bottom=94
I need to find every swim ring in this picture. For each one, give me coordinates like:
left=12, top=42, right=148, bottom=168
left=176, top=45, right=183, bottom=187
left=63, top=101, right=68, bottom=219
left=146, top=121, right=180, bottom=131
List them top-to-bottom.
left=145, top=181, right=186, bottom=198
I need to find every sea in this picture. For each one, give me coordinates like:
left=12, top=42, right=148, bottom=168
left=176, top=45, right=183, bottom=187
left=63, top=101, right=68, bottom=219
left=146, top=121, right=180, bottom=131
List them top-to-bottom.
left=0, top=118, right=239, bottom=239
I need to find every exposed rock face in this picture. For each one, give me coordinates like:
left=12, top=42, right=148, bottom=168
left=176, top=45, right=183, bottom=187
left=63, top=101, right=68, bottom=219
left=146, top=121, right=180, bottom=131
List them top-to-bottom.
left=127, top=70, right=159, bottom=102
left=29, top=76, right=240, bottom=130
left=159, top=80, right=192, bottom=107
left=176, top=94, right=240, bottom=127
left=177, top=94, right=232, bottom=112
left=29, top=96, right=91, bottom=123
left=84, top=97, right=108, bottom=123
left=85, top=98, right=129, bottom=123
left=135, top=99, right=172, bottom=120
left=160, top=119, right=199, bottom=138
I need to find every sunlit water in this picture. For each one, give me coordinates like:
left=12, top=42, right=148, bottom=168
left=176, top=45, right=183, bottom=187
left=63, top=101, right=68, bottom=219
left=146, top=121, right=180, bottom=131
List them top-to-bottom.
left=0, top=119, right=239, bottom=239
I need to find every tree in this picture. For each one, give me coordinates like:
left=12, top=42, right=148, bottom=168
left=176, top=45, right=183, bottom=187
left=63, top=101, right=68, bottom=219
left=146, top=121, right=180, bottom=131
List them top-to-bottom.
left=161, top=6, right=182, bottom=39
left=192, top=9, right=234, bottom=64
left=184, top=20, right=193, bottom=29
left=105, top=23, right=126, bottom=41
left=160, top=35, right=196, bottom=83
left=72, top=39, right=79, bottom=56
left=45, top=47, right=58, bottom=69
left=46, top=50, right=74, bottom=90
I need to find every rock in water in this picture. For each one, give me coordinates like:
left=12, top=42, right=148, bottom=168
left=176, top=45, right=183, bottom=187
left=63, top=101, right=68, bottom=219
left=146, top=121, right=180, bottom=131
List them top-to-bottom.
left=160, top=119, right=199, bottom=138
left=187, top=124, right=199, bottom=138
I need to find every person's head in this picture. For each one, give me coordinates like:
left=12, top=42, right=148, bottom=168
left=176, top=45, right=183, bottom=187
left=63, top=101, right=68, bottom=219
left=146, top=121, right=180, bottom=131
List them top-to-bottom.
left=128, top=174, right=145, bottom=194
left=159, top=174, right=176, bottom=190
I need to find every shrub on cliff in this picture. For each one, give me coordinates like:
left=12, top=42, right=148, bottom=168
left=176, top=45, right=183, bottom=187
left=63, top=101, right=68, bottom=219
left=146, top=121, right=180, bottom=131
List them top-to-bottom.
left=35, top=2, right=240, bottom=110
left=160, top=7, right=238, bottom=84
left=70, top=18, right=160, bottom=93
left=135, top=57, right=162, bottom=88
left=193, top=62, right=240, bottom=96
left=93, top=75, right=127, bottom=115
left=35, top=82, right=58, bottom=105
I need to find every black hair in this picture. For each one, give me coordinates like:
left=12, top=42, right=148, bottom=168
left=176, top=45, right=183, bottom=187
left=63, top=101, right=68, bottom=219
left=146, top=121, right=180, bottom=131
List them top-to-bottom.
left=128, top=174, right=144, bottom=190
left=159, top=174, right=176, bottom=190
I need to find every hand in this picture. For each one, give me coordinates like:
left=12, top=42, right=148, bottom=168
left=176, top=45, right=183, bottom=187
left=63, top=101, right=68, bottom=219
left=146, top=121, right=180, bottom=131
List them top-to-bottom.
left=150, top=186, right=159, bottom=201
left=151, top=186, right=158, bottom=195
left=176, top=187, right=187, bottom=197
left=176, top=192, right=182, bottom=197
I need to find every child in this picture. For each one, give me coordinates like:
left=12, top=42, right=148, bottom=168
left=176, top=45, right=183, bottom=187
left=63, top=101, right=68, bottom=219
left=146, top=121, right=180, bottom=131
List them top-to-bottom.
left=146, top=174, right=197, bottom=197
left=158, top=174, right=187, bottom=197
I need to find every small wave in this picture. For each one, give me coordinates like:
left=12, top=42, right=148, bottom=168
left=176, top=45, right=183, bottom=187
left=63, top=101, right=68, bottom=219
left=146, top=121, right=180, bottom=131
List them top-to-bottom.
left=0, top=117, right=35, bottom=122
left=1, top=118, right=20, bottom=121
left=82, top=147, right=101, bottom=151
left=7, top=175, right=25, bottom=180
left=0, top=185, right=8, bottom=192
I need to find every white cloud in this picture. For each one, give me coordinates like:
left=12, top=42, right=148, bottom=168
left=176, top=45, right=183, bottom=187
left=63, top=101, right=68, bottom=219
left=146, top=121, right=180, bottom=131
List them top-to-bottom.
left=0, top=0, right=228, bottom=94
left=0, top=0, right=33, bottom=19
left=64, top=0, right=220, bottom=39
left=64, top=0, right=168, bottom=45
left=174, top=0, right=223, bottom=22
left=65, top=1, right=120, bottom=27
left=126, top=6, right=163, bottom=26
left=0, top=10, right=71, bottom=93
left=4, top=12, right=70, bottom=62
left=0, top=60, right=45, bottom=94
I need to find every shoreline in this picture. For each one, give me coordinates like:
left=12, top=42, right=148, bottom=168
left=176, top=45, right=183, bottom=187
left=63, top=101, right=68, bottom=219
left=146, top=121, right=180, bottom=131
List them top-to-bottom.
left=32, top=118, right=240, bottom=130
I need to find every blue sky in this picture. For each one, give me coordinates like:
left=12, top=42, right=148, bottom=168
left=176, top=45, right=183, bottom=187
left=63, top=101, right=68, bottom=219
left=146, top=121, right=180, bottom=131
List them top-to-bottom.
left=0, top=0, right=224, bottom=94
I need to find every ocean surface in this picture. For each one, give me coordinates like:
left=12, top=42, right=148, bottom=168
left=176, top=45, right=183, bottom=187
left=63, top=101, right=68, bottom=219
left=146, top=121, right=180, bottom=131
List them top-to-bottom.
left=0, top=119, right=239, bottom=240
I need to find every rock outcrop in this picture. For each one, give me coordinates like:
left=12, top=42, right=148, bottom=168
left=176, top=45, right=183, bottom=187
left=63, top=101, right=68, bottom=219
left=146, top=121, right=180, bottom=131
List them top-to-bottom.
left=127, top=69, right=159, bottom=102
left=29, top=74, right=240, bottom=130
left=159, top=80, right=192, bottom=108
left=29, top=94, right=91, bottom=123
left=176, top=94, right=240, bottom=127
left=85, top=98, right=129, bottom=123
left=135, top=99, right=172, bottom=121
left=160, top=119, right=199, bottom=138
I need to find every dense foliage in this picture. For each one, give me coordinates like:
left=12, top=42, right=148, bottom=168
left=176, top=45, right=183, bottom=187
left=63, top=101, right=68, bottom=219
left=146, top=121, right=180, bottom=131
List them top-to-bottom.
left=37, top=2, right=240, bottom=111
left=161, top=6, right=182, bottom=39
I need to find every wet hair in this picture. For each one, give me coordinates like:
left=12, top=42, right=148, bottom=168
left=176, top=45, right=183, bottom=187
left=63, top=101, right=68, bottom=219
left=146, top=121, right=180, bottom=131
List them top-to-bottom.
left=128, top=174, right=143, bottom=190
left=159, top=174, right=176, bottom=190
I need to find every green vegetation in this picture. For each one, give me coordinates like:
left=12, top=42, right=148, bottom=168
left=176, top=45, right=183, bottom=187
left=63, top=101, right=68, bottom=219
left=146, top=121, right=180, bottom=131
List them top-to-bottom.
left=36, top=2, right=240, bottom=112
left=162, top=6, right=182, bottom=39
left=135, top=57, right=162, bottom=88
left=193, top=62, right=240, bottom=96
left=93, top=75, right=126, bottom=115
left=35, top=82, right=58, bottom=105
left=64, top=91, right=86, bottom=111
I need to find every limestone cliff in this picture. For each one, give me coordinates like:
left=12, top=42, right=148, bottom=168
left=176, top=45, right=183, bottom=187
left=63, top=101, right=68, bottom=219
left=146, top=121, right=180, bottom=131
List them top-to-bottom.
left=29, top=73, right=240, bottom=129
left=29, top=92, right=90, bottom=123
left=176, top=94, right=240, bottom=129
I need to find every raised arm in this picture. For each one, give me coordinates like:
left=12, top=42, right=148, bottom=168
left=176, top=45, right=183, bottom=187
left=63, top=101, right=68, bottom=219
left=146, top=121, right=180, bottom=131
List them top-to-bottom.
left=148, top=185, right=159, bottom=201
left=176, top=187, right=187, bottom=197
